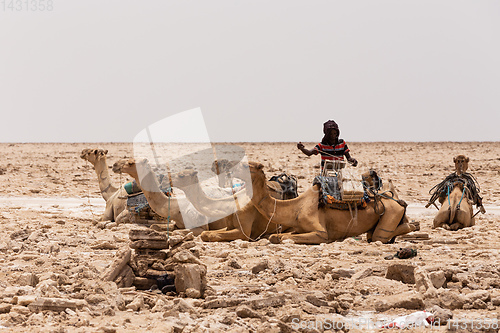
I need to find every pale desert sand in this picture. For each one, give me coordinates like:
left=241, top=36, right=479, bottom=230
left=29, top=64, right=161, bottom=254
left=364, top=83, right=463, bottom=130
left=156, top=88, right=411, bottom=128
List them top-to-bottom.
left=0, top=142, right=499, bottom=332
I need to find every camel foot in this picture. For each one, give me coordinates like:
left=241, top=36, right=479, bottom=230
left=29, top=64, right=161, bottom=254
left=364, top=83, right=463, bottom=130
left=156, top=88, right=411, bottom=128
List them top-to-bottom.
left=449, top=223, right=462, bottom=231
left=200, top=231, right=216, bottom=242
left=269, top=234, right=281, bottom=244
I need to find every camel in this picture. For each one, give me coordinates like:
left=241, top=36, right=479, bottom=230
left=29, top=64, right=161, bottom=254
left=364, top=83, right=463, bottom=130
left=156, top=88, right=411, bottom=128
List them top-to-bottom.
left=80, top=149, right=129, bottom=223
left=430, top=155, right=482, bottom=230
left=111, top=158, right=228, bottom=233
left=235, top=162, right=415, bottom=244
left=170, top=168, right=290, bottom=242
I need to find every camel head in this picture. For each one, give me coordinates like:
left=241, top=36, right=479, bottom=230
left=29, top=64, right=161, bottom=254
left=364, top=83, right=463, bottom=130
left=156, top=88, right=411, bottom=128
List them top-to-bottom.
left=80, top=148, right=108, bottom=165
left=453, top=155, right=469, bottom=176
left=112, top=158, right=145, bottom=179
left=246, top=161, right=265, bottom=178
left=170, top=169, right=199, bottom=189
left=362, top=169, right=382, bottom=191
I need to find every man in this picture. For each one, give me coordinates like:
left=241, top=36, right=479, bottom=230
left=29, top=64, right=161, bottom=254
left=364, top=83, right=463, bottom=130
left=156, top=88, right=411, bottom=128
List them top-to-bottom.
left=297, top=120, right=358, bottom=170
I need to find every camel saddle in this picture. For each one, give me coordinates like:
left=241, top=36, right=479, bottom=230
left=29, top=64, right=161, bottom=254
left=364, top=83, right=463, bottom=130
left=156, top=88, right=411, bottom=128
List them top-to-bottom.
left=269, top=173, right=298, bottom=200
left=313, top=176, right=369, bottom=210
left=124, top=178, right=172, bottom=217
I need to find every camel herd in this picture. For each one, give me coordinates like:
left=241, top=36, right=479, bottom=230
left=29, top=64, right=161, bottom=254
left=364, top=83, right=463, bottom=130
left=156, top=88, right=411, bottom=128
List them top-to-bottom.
left=81, top=149, right=484, bottom=245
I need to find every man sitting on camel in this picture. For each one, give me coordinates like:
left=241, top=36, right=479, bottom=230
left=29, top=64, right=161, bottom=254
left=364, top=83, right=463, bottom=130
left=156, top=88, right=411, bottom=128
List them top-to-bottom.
left=297, top=120, right=358, bottom=170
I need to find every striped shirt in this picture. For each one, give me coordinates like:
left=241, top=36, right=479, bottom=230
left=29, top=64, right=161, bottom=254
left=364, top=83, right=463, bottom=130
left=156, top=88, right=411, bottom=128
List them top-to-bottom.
left=313, top=140, right=350, bottom=166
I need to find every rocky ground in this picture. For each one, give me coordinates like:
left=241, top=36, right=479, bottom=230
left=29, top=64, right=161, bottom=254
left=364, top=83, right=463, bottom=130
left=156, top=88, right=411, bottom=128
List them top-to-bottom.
left=0, top=142, right=499, bottom=332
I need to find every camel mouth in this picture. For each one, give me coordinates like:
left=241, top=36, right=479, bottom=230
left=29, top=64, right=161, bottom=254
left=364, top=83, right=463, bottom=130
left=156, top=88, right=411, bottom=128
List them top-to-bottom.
left=111, top=161, right=126, bottom=174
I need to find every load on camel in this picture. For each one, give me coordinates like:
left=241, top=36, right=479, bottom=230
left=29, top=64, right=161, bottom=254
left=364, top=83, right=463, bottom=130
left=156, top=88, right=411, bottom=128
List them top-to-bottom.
left=80, top=149, right=130, bottom=223
left=426, top=155, right=485, bottom=230
left=112, top=158, right=297, bottom=242
left=228, top=161, right=415, bottom=244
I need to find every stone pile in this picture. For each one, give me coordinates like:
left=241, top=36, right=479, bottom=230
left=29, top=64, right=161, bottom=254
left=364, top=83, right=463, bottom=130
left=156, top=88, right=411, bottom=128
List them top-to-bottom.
left=101, top=227, right=207, bottom=299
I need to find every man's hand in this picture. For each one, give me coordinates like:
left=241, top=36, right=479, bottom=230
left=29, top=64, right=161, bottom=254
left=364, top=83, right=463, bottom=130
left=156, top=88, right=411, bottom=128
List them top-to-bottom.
left=297, top=142, right=305, bottom=150
left=348, top=158, right=358, bottom=167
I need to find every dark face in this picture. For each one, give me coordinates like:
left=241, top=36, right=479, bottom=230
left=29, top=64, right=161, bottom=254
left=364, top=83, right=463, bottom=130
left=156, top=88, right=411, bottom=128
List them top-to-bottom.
left=327, top=128, right=339, bottom=142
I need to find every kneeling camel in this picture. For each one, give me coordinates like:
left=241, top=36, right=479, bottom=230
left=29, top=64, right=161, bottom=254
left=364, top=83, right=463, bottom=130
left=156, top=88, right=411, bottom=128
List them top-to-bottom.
left=241, top=162, right=414, bottom=244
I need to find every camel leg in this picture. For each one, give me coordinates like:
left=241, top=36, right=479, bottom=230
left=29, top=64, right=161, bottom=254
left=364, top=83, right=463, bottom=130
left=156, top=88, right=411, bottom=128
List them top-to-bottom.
left=101, top=202, right=114, bottom=221
left=372, top=205, right=406, bottom=243
left=432, top=209, right=449, bottom=229
left=115, top=210, right=130, bottom=224
left=207, top=216, right=229, bottom=230
left=449, top=222, right=463, bottom=231
left=387, top=223, right=416, bottom=243
left=200, top=226, right=252, bottom=242
left=365, top=226, right=377, bottom=243
left=270, top=231, right=328, bottom=245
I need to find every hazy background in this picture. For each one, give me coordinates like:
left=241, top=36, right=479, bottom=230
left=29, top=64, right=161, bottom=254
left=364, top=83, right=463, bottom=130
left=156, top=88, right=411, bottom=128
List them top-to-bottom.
left=1, top=0, right=499, bottom=143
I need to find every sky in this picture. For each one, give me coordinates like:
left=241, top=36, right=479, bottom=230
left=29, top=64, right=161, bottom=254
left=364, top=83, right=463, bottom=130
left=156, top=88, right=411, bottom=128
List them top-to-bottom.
left=1, top=0, right=499, bottom=143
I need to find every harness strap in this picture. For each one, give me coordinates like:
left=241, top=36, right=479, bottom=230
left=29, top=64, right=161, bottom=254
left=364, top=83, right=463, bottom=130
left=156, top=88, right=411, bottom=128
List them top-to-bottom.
left=101, top=183, right=112, bottom=194
left=457, top=186, right=465, bottom=210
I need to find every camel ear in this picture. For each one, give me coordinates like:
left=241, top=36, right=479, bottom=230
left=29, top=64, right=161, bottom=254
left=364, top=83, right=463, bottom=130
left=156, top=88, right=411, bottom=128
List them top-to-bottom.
left=94, top=149, right=99, bottom=155
left=104, top=150, right=108, bottom=155
left=453, top=157, right=457, bottom=163
left=466, top=157, right=469, bottom=162
left=257, top=163, right=264, bottom=170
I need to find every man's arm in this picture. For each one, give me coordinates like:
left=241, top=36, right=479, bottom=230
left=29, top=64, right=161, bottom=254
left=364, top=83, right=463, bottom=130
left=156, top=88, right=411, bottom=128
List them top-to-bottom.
left=297, top=142, right=319, bottom=157
left=345, top=151, right=358, bottom=167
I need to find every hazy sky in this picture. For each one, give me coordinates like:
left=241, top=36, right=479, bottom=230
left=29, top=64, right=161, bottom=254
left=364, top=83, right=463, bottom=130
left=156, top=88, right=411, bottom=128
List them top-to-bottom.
left=1, top=1, right=499, bottom=142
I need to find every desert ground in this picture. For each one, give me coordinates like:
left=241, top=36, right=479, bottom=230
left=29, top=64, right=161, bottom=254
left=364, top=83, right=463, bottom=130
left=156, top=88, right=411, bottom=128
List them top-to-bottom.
left=0, top=142, right=499, bottom=332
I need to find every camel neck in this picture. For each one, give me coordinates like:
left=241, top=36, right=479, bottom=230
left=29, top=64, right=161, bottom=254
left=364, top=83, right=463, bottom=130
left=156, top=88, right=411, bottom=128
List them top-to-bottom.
left=92, top=157, right=117, bottom=201
left=131, top=167, right=182, bottom=222
left=250, top=170, right=300, bottom=228
left=178, top=180, right=249, bottom=218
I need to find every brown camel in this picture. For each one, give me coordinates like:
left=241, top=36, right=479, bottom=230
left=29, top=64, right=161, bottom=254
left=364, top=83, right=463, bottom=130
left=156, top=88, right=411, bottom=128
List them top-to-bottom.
left=80, top=149, right=129, bottom=223
left=432, top=155, right=479, bottom=230
left=111, top=158, right=228, bottom=232
left=236, top=162, right=414, bottom=244
left=170, top=168, right=290, bottom=242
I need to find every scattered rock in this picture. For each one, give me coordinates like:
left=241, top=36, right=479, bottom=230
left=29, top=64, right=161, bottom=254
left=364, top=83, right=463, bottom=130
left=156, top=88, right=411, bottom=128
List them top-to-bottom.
left=251, top=259, right=269, bottom=274
left=385, top=263, right=416, bottom=284
left=174, top=264, right=207, bottom=298
left=351, top=267, right=373, bottom=280
left=414, top=267, right=437, bottom=297
left=331, top=268, right=355, bottom=279
left=429, top=270, right=447, bottom=289
left=17, top=273, right=39, bottom=287
left=437, top=289, right=465, bottom=310
left=374, top=291, right=424, bottom=311
left=125, top=295, right=144, bottom=311
left=245, top=295, right=286, bottom=309
left=28, top=297, right=86, bottom=313
left=0, top=303, right=12, bottom=314
left=236, top=305, right=261, bottom=318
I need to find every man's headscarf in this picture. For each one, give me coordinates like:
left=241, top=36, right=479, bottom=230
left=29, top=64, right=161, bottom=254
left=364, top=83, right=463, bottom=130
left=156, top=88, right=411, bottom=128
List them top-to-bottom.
left=321, top=120, right=340, bottom=145
left=323, top=120, right=339, bottom=134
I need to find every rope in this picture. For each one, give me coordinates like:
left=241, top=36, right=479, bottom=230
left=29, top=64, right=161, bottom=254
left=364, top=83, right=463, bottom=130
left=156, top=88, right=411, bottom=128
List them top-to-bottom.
left=82, top=162, right=97, bottom=220
left=428, top=172, right=481, bottom=207
left=231, top=173, right=277, bottom=242
left=447, top=184, right=451, bottom=207
left=167, top=195, right=170, bottom=240
left=234, top=197, right=277, bottom=242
